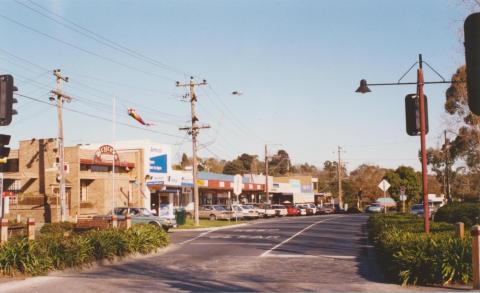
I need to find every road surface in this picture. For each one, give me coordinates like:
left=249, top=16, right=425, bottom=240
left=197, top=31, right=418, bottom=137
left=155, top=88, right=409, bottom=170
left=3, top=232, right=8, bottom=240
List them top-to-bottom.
left=0, top=214, right=435, bottom=292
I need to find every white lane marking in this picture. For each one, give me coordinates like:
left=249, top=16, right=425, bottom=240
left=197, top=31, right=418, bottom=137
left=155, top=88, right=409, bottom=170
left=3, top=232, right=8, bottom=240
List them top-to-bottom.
left=260, top=216, right=343, bottom=257
left=233, top=228, right=280, bottom=232
left=178, top=229, right=218, bottom=245
left=208, top=234, right=280, bottom=240
left=190, top=242, right=272, bottom=246
left=262, top=254, right=355, bottom=260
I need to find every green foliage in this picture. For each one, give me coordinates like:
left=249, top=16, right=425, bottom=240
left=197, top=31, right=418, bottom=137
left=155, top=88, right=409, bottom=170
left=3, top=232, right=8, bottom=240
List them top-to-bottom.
left=383, top=166, right=421, bottom=202
left=434, top=202, right=480, bottom=227
left=368, top=214, right=471, bottom=285
left=40, top=222, right=75, bottom=236
left=0, top=224, right=169, bottom=276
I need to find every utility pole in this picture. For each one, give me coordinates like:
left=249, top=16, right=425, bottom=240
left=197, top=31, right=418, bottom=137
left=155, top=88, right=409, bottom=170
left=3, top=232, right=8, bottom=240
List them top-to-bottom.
left=50, top=69, right=72, bottom=222
left=177, top=77, right=209, bottom=227
left=444, top=130, right=451, bottom=203
left=265, top=145, right=269, bottom=204
left=337, top=146, right=343, bottom=210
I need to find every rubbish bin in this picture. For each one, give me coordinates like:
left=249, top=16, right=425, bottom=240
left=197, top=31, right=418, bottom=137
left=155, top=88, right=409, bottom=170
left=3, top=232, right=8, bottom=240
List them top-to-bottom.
left=175, top=208, right=186, bottom=226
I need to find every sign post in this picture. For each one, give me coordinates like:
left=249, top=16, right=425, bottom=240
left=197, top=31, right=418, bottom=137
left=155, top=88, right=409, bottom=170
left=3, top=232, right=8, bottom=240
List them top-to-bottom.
left=0, top=173, right=3, bottom=218
left=233, top=175, right=243, bottom=221
left=378, top=179, right=391, bottom=214
left=400, top=186, right=407, bottom=213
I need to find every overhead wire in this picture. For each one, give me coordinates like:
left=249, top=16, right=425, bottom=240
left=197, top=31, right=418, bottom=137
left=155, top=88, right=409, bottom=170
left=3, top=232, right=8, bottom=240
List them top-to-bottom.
left=18, top=0, right=197, bottom=78
left=0, top=12, right=176, bottom=81
left=14, top=93, right=185, bottom=140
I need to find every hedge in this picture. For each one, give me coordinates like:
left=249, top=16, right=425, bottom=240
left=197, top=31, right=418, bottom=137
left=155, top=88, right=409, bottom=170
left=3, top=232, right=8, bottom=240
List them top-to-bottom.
left=434, top=202, right=480, bottom=227
left=368, top=214, right=471, bottom=286
left=0, top=224, right=169, bottom=276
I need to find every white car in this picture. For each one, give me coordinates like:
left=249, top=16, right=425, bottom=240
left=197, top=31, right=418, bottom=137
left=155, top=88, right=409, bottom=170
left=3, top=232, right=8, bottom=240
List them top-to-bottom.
left=253, top=203, right=276, bottom=218
left=297, top=203, right=317, bottom=215
left=232, top=204, right=260, bottom=219
left=272, top=204, right=288, bottom=217
left=295, top=205, right=307, bottom=216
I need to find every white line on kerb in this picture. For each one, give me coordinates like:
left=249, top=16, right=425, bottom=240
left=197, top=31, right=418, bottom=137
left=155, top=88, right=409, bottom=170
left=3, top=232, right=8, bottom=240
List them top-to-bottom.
left=260, top=216, right=343, bottom=257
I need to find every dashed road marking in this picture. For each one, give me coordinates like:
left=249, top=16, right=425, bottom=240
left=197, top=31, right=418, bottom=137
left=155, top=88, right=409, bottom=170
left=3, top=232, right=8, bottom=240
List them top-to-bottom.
left=190, top=242, right=272, bottom=246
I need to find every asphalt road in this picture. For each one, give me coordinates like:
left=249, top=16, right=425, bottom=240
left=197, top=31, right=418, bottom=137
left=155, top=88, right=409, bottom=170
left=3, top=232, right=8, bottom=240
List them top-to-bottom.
left=0, top=214, right=434, bottom=292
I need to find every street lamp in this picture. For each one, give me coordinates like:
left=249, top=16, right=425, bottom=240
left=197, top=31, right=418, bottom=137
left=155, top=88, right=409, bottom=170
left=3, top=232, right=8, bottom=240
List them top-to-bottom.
left=356, top=54, right=458, bottom=234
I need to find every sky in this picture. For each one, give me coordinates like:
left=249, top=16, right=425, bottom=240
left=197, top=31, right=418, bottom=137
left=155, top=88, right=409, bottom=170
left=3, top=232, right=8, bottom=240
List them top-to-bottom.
left=0, top=0, right=474, bottom=172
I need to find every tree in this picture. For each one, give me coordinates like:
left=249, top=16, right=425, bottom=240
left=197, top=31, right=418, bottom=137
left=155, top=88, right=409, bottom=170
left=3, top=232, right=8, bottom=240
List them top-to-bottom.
left=444, top=65, right=480, bottom=172
left=269, top=149, right=291, bottom=176
left=180, top=153, right=191, bottom=169
left=223, top=159, right=246, bottom=175
left=348, top=164, right=387, bottom=203
left=384, top=166, right=421, bottom=203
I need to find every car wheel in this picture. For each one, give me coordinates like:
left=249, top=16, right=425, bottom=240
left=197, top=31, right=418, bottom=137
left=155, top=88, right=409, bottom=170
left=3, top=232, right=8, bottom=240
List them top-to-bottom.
left=209, top=214, right=217, bottom=221
left=149, top=222, right=163, bottom=230
left=162, top=226, right=170, bottom=232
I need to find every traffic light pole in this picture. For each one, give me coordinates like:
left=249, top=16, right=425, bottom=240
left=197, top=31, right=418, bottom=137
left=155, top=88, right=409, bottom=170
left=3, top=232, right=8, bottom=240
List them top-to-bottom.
left=355, top=54, right=463, bottom=233
left=417, top=55, right=430, bottom=234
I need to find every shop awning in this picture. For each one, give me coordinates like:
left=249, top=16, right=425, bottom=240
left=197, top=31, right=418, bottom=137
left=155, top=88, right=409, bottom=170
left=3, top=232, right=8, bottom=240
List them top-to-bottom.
left=80, top=159, right=134, bottom=168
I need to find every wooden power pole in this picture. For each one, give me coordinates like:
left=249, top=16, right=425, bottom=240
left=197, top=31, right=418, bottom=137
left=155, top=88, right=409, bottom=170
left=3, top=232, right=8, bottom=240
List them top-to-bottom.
left=51, top=69, right=72, bottom=222
left=177, top=77, right=209, bottom=226
left=265, top=145, right=269, bottom=204
left=337, top=146, right=343, bottom=210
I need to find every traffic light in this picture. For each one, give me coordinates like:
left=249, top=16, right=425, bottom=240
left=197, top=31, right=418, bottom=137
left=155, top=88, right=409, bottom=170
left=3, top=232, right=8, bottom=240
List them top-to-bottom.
left=464, top=13, right=480, bottom=115
left=0, top=75, right=17, bottom=126
left=405, top=94, right=429, bottom=136
left=0, top=134, right=11, bottom=160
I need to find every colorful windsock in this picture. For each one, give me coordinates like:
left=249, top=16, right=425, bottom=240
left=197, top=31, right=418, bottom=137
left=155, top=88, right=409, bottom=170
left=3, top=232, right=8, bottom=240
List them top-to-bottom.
left=127, top=108, right=154, bottom=126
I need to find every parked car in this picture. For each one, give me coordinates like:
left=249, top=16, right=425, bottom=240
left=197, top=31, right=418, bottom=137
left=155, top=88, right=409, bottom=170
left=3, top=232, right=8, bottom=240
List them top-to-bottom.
left=252, top=203, right=276, bottom=218
left=365, top=203, right=383, bottom=213
left=410, top=203, right=433, bottom=218
left=232, top=204, right=260, bottom=219
left=271, top=204, right=288, bottom=217
left=296, top=204, right=316, bottom=215
left=317, top=204, right=335, bottom=214
left=199, top=205, right=234, bottom=221
left=285, top=205, right=301, bottom=216
left=295, top=205, right=308, bottom=216
left=111, top=207, right=176, bottom=232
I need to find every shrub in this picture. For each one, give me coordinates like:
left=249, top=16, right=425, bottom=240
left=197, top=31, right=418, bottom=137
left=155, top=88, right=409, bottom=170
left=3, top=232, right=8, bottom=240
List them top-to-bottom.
left=434, top=202, right=480, bottom=227
left=368, top=214, right=470, bottom=285
left=40, top=222, right=75, bottom=236
left=0, top=224, right=169, bottom=276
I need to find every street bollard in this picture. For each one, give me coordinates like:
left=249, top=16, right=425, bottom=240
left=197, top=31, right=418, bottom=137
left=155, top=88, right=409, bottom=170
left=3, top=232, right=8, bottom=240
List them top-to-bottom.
left=111, top=215, right=118, bottom=228
left=126, top=215, right=131, bottom=229
left=0, top=218, right=8, bottom=243
left=27, top=218, right=35, bottom=240
left=456, top=222, right=465, bottom=239
left=472, top=225, right=480, bottom=290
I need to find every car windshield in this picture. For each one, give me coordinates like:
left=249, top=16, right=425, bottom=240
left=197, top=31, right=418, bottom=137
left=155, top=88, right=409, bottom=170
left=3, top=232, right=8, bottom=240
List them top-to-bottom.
left=213, top=205, right=227, bottom=211
left=242, top=205, right=253, bottom=209
left=412, top=205, right=423, bottom=210
left=233, top=206, right=242, bottom=211
left=133, top=208, right=153, bottom=216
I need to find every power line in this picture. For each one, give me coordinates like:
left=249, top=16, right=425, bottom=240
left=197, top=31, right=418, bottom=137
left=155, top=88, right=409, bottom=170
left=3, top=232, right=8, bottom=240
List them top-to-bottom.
left=17, top=0, right=196, bottom=78
left=0, top=12, right=175, bottom=81
left=14, top=93, right=185, bottom=139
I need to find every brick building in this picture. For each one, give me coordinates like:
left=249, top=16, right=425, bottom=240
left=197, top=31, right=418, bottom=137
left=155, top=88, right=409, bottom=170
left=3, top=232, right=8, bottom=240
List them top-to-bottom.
left=2, top=138, right=145, bottom=223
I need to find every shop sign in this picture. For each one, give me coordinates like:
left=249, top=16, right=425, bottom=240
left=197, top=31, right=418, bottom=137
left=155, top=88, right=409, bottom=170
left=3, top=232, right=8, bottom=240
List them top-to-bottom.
left=93, top=145, right=119, bottom=164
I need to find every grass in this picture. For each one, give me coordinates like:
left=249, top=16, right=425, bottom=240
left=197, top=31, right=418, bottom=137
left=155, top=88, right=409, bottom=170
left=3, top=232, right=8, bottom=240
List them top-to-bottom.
left=174, top=218, right=245, bottom=229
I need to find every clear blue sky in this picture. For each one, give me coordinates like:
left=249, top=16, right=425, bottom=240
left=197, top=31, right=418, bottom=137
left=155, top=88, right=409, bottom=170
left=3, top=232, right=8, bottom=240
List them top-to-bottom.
left=0, top=0, right=473, bottom=172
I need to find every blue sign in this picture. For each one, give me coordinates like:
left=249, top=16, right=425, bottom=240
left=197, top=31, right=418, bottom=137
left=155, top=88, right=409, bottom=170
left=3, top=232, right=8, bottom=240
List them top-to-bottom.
left=149, top=154, right=167, bottom=173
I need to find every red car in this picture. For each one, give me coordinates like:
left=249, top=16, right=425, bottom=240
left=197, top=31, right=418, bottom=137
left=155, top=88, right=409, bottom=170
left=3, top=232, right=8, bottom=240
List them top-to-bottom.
left=286, top=205, right=301, bottom=216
